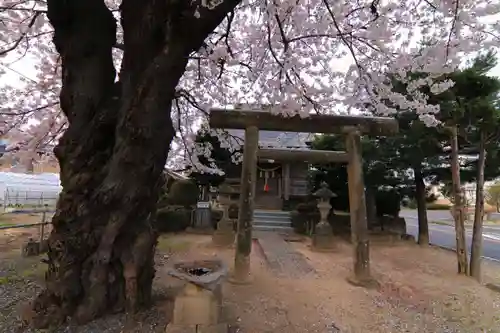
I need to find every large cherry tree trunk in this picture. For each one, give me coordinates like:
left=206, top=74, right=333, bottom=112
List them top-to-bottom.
left=26, top=0, right=240, bottom=328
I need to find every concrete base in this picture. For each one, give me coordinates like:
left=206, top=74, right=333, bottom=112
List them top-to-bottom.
left=212, top=220, right=235, bottom=247
left=311, top=222, right=335, bottom=252
left=168, top=282, right=224, bottom=328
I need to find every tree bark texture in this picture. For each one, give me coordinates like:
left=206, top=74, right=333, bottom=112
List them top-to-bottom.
left=27, top=0, right=240, bottom=328
left=233, top=126, right=258, bottom=282
left=450, top=126, right=469, bottom=275
left=346, top=130, right=372, bottom=284
left=470, top=131, right=486, bottom=280
left=414, top=165, right=430, bottom=246
left=365, top=187, right=377, bottom=229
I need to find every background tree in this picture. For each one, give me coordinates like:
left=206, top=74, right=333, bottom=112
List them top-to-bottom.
left=452, top=53, right=500, bottom=280
left=387, top=112, right=446, bottom=246
left=187, top=129, right=241, bottom=188
left=309, top=134, right=414, bottom=222
left=486, top=182, right=500, bottom=213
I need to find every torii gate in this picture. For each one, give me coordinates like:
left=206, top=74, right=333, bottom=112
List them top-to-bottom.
left=209, top=107, right=399, bottom=287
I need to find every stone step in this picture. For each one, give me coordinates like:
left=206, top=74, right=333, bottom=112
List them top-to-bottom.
left=254, top=209, right=291, bottom=216
left=252, top=210, right=293, bottom=232
left=254, top=211, right=291, bottom=221
left=252, top=215, right=291, bottom=223
left=253, top=220, right=292, bottom=228
left=253, top=225, right=294, bottom=233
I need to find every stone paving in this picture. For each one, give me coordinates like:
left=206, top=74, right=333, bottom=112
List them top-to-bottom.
left=253, top=231, right=316, bottom=278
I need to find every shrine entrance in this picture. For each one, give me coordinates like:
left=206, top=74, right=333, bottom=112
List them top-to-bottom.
left=209, top=106, right=398, bottom=286
left=255, top=162, right=282, bottom=210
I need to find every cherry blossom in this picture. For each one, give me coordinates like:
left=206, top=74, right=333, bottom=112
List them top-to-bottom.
left=1, top=0, right=499, bottom=173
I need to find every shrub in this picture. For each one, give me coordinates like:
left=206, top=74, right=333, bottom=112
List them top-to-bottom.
left=162, top=180, right=199, bottom=208
left=375, top=190, right=401, bottom=217
left=283, top=197, right=308, bottom=211
left=405, top=199, right=417, bottom=209
left=296, top=201, right=318, bottom=214
left=291, top=202, right=320, bottom=235
left=426, top=203, right=451, bottom=210
left=155, top=205, right=191, bottom=233
left=211, top=208, right=223, bottom=229
left=291, top=211, right=310, bottom=235
left=330, top=214, right=351, bottom=234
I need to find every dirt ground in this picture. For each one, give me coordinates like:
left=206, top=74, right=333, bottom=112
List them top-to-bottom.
left=0, top=213, right=51, bottom=253
left=1, top=228, right=500, bottom=332
left=158, top=234, right=500, bottom=333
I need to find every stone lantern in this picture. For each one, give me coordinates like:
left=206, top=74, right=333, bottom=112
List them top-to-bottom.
left=212, top=182, right=236, bottom=247
left=311, top=182, right=336, bottom=252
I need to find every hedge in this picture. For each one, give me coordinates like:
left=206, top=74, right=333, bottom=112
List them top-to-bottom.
left=159, top=179, right=199, bottom=208
left=154, top=205, right=191, bottom=233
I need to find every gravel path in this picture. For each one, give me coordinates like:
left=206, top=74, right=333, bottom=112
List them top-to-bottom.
left=254, top=231, right=316, bottom=278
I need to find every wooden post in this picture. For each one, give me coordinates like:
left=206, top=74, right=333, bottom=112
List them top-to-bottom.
left=231, top=125, right=259, bottom=284
left=345, top=129, right=376, bottom=287
left=284, top=163, right=290, bottom=200
left=38, top=209, right=46, bottom=253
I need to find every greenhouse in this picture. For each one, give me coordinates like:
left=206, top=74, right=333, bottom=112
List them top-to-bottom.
left=0, top=172, right=61, bottom=211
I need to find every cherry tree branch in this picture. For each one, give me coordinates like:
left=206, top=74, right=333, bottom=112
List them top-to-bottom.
left=0, top=11, right=41, bottom=56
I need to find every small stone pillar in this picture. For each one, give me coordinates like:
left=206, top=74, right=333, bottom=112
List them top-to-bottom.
left=212, top=182, right=236, bottom=247
left=311, top=182, right=336, bottom=252
left=209, top=187, right=218, bottom=206
left=165, top=260, right=229, bottom=333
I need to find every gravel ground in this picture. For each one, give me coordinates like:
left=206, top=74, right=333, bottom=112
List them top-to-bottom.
left=2, top=232, right=500, bottom=333
left=0, top=255, right=171, bottom=333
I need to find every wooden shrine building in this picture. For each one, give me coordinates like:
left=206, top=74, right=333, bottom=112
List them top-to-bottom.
left=224, top=129, right=312, bottom=210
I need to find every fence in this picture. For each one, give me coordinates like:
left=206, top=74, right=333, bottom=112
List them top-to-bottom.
left=0, top=172, right=61, bottom=213
left=2, top=189, right=59, bottom=213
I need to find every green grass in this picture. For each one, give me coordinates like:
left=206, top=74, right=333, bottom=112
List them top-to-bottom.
left=0, top=215, right=15, bottom=227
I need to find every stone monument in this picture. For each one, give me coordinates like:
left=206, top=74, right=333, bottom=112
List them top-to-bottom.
left=212, top=182, right=236, bottom=247
left=311, top=182, right=336, bottom=252
left=165, top=259, right=229, bottom=333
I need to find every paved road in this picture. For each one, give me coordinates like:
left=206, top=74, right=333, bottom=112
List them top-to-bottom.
left=401, top=211, right=500, bottom=262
